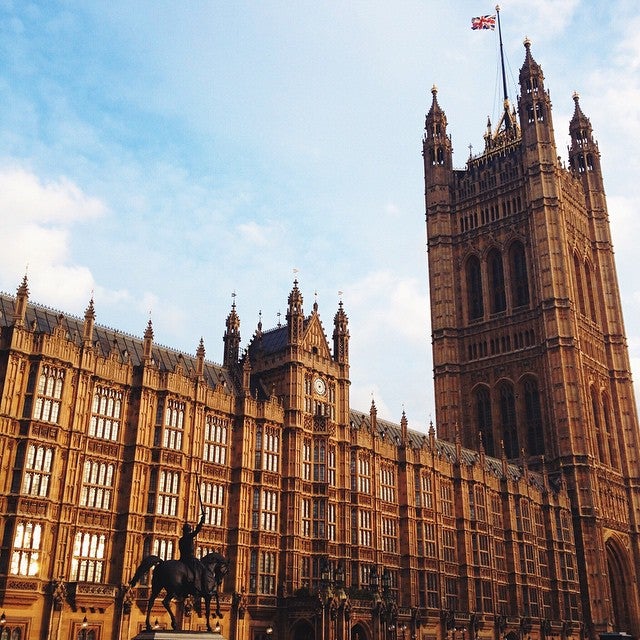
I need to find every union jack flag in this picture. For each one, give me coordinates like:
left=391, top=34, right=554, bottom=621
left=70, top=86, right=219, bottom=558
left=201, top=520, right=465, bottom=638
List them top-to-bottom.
left=471, top=14, right=496, bottom=30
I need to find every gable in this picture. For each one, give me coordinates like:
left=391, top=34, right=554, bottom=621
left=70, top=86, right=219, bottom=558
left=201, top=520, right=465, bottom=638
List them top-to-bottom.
left=302, top=314, right=332, bottom=360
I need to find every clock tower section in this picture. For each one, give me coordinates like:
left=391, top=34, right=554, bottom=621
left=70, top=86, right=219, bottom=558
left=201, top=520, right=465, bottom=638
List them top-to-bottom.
left=246, top=280, right=351, bottom=593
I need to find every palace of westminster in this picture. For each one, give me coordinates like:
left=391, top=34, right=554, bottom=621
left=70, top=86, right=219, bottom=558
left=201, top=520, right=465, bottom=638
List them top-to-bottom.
left=1, top=41, right=639, bottom=640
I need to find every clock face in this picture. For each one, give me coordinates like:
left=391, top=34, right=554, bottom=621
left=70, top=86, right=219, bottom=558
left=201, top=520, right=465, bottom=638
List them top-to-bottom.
left=314, top=377, right=326, bottom=395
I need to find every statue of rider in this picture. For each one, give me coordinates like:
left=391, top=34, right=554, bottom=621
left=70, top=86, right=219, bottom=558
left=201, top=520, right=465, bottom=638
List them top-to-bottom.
left=179, top=509, right=206, bottom=593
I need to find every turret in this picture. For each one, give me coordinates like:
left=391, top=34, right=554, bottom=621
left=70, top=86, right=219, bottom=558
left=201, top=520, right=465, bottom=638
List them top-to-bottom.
left=517, top=38, right=558, bottom=163
left=422, top=85, right=452, bottom=186
left=568, top=92, right=604, bottom=192
left=13, top=274, right=29, bottom=328
left=286, top=280, right=304, bottom=345
left=82, top=298, right=96, bottom=345
left=223, top=300, right=241, bottom=367
left=332, top=300, right=349, bottom=364
left=143, top=319, right=154, bottom=362
left=196, top=338, right=206, bottom=377
left=400, top=410, right=408, bottom=445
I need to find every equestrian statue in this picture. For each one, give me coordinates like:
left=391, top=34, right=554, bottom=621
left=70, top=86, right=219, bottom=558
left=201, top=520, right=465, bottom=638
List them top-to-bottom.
left=129, top=480, right=229, bottom=632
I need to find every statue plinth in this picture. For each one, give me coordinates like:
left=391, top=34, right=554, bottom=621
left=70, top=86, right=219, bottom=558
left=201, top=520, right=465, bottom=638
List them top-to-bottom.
left=132, top=632, right=225, bottom=640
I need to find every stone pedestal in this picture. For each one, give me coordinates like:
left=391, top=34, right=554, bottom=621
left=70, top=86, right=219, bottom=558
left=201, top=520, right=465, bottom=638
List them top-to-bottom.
left=132, top=632, right=225, bottom=640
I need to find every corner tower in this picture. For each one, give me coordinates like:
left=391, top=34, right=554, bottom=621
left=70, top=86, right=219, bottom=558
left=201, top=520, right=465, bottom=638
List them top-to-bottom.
left=423, top=40, right=640, bottom=636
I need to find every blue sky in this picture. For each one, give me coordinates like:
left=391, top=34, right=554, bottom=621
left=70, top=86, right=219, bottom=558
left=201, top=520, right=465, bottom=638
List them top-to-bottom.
left=1, top=0, right=639, bottom=429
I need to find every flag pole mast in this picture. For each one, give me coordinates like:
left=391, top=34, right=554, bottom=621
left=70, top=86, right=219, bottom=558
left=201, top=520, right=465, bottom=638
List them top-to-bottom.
left=496, top=5, right=511, bottom=129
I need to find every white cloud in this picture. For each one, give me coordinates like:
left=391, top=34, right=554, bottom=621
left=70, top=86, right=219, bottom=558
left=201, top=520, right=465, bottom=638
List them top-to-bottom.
left=510, top=0, right=579, bottom=35
left=0, top=163, right=107, bottom=311
left=0, top=164, right=106, bottom=224
left=237, top=221, right=272, bottom=246
left=349, top=270, right=429, bottom=344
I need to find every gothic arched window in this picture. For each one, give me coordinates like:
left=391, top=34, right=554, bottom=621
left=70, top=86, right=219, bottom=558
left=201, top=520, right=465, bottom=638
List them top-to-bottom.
left=510, top=242, right=530, bottom=307
left=488, top=249, right=506, bottom=313
left=573, top=252, right=586, bottom=315
left=466, top=256, right=484, bottom=320
left=584, top=260, right=598, bottom=322
left=523, top=377, right=544, bottom=456
left=499, top=382, right=518, bottom=459
left=475, top=386, right=494, bottom=456
left=591, top=387, right=608, bottom=465
left=602, top=393, right=620, bottom=470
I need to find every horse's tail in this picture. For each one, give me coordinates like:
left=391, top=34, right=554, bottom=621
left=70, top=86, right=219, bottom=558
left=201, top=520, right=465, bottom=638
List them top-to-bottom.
left=129, top=555, right=163, bottom=587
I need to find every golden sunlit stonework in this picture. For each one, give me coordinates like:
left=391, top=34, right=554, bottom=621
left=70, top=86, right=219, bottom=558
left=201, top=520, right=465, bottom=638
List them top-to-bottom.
left=0, top=42, right=638, bottom=640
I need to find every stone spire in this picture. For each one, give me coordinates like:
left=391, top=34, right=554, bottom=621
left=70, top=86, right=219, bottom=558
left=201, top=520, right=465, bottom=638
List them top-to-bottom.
left=13, top=274, right=29, bottom=328
left=286, top=280, right=304, bottom=345
left=82, top=297, right=96, bottom=345
left=223, top=298, right=241, bottom=367
left=332, top=300, right=349, bottom=364
left=143, top=319, right=154, bottom=361
left=196, top=337, right=206, bottom=377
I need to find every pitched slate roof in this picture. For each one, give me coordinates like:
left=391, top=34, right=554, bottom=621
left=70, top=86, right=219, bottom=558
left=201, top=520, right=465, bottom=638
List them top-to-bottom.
left=0, top=293, right=233, bottom=391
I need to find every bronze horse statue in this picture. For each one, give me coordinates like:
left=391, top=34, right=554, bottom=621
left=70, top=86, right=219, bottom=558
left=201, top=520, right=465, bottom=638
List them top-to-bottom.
left=129, top=551, right=228, bottom=631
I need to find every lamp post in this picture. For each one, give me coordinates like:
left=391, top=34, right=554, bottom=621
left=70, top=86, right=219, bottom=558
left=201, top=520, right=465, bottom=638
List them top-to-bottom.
left=371, top=566, right=397, bottom=640
left=266, top=625, right=273, bottom=639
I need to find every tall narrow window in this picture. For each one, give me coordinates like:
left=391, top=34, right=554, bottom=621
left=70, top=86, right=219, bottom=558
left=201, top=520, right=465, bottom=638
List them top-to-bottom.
left=510, top=242, right=530, bottom=307
left=488, top=249, right=506, bottom=313
left=573, top=252, right=586, bottom=315
left=466, top=256, right=484, bottom=320
left=584, top=260, right=598, bottom=321
left=33, top=365, right=64, bottom=424
left=524, top=378, right=545, bottom=456
left=499, top=382, right=518, bottom=458
left=89, top=386, right=122, bottom=441
left=475, top=386, right=494, bottom=456
left=591, top=388, right=608, bottom=464
left=602, top=394, right=620, bottom=470
left=163, top=400, right=185, bottom=450
left=203, top=415, right=228, bottom=465
left=262, top=428, right=280, bottom=472
left=303, top=439, right=312, bottom=480
left=313, top=440, right=326, bottom=481
left=22, top=445, right=53, bottom=497
left=327, top=445, right=336, bottom=486
left=358, top=456, right=371, bottom=494
left=80, top=460, right=115, bottom=510
left=379, top=465, right=396, bottom=503
left=157, top=470, right=179, bottom=516
left=440, top=481, right=453, bottom=517
left=202, top=482, right=225, bottom=527
left=261, top=490, right=278, bottom=532
left=301, top=498, right=311, bottom=537
left=313, top=498, right=326, bottom=538
left=327, top=503, right=336, bottom=542
left=358, top=509, right=372, bottom=546
left=382, top=517, right=397, bottom=553
left=10, top=522, right=42, bottom=576
left=71, top=531, right=106, bottom=582
left=153, top=538, right=174, bottom=560
left=252, top=551, right=276, bottom=594
left=260, top=551, right=276, bottom=595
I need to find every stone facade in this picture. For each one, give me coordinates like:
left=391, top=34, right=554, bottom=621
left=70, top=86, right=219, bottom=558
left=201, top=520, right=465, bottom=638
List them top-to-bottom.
left=0, top=41, right=636, bottom=640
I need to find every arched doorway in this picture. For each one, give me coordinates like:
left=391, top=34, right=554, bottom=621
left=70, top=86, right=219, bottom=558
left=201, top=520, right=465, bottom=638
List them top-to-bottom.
left=606, top=537, right=632, bottom=632
left=292, top=620, right=315, bottom=640
left=351, top=622, right=371, bottom=640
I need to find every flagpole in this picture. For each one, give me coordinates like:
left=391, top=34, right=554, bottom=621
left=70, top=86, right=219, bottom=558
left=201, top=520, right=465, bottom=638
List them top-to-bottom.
left=495, top=5, right=511, bottom=129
